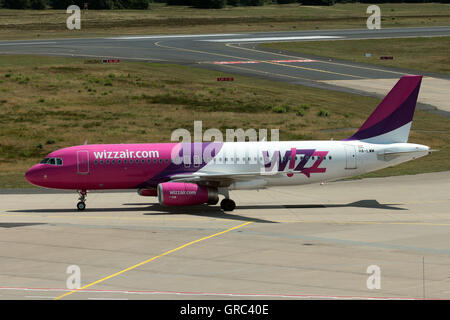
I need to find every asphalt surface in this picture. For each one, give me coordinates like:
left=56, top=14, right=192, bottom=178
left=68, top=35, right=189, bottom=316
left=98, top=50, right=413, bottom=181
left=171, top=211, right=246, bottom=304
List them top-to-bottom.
left=2, top=26, right=449, bottom=114
left=0, top=27, right=448, bottom=81
left=1, top=27, right=450, bottom=301
left=1, top=171, right=449, bottom=300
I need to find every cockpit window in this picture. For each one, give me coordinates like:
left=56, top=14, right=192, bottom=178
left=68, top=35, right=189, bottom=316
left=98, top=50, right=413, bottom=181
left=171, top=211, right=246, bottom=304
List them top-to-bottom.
left=40, top=157, right=63, bottom=166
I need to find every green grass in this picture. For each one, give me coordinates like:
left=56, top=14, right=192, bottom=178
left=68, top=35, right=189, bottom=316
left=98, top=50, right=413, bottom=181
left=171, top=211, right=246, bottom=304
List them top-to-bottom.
left=0, top=3, right=449, bottom=40
left=260, top=36, right=450, bottom=75
left=0, top=54, right=448, bottom=188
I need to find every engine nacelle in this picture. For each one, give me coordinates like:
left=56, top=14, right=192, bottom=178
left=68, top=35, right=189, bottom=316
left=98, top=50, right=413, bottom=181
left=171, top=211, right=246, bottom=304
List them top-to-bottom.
left=157, top=182, right=218, bottom=206
left=137, top=188, right=157, bottom=197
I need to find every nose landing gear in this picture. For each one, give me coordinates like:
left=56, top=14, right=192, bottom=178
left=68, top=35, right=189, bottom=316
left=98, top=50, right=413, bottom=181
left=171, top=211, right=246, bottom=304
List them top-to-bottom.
left=77, top=190, right=87, bottom=211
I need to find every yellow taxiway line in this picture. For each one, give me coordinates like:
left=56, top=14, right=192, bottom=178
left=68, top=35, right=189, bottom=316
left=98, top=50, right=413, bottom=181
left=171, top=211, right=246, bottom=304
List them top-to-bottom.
left=54, top=221, right=252, bottom=300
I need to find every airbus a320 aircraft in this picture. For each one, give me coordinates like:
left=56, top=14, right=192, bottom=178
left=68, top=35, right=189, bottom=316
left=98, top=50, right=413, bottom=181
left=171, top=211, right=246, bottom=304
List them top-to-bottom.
left=26, top=75, right=431, bottom=211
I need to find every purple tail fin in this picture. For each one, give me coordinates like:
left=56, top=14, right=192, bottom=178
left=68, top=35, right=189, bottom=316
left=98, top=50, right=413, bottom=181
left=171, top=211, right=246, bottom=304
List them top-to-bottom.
left=345, top=75, right=422, bottom=144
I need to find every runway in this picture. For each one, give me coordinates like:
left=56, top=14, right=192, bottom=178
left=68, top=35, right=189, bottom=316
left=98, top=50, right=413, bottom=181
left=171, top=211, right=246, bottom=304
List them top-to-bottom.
left=1, top=26, right=450, bottom=112
left=1, top=171, right=450, bottom=300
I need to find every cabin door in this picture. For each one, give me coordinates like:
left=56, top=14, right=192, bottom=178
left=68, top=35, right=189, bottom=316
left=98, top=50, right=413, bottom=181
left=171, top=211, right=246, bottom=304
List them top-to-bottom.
left=345, top=146, right=357, bottom=169
left=77, top=150, right=90, bottom=175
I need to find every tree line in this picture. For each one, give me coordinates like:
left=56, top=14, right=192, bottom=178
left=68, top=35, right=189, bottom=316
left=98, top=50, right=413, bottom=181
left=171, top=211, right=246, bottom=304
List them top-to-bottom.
left=0, top=0, right=447, bottom=10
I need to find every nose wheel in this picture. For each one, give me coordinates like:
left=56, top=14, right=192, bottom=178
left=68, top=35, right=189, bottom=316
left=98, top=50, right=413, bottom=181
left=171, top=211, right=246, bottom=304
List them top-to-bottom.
left=77, top=190, right=87, bottom=211
left=77, top=201, right=86, bottom=211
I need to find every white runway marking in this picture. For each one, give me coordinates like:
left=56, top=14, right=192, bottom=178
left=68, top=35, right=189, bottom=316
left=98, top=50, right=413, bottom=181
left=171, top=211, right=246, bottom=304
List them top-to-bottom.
left=108, top=34, right=242, bottom=40
left=202, top=36, right=343, bottom=42
left=0, top=42, right=57, bottom=46
left=213, top=59, right=317, bottom=65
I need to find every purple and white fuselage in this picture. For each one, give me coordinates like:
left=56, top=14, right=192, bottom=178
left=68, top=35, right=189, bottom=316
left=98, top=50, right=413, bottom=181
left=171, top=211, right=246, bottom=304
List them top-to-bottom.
left=25, top=76, right=431, bottom=211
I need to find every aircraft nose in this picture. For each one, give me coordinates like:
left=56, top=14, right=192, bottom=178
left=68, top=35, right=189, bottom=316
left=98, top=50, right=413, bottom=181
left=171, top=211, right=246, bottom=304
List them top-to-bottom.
left=25, top=165, right=46, bottom=186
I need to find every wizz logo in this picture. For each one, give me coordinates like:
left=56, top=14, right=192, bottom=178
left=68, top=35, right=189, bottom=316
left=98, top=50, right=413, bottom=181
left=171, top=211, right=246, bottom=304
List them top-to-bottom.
left=262, top=148, right=328, bottom=178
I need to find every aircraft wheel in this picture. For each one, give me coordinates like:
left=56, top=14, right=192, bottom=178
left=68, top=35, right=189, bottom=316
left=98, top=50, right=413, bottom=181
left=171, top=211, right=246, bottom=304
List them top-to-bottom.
left=220, top=199, right=236, bottom=212
left=77, top=201, right=86, bottom=211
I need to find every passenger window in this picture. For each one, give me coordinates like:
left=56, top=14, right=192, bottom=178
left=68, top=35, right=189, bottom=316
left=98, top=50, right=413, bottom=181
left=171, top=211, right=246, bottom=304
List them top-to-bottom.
left=193, top=156, right=200, bottom=167
left=124, top=159, right=127, bottom=164
left=94, top=160, right=98, bottom=165
left=100, top=160, right=104, bottom=165
left=106, top=160, right=110, bottom=164
left=112, top=160, right=115, bottom=164
left=118, top=160, right=122, bottom=164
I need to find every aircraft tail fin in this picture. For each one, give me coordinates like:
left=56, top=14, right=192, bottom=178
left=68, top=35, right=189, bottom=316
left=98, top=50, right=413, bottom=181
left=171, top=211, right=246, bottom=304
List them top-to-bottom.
left=345, top=75, right=422, bottom=144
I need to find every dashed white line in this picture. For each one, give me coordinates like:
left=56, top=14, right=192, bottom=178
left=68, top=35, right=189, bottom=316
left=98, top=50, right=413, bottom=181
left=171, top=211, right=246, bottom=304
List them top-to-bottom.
left=0, top=286, right=418, bottom=300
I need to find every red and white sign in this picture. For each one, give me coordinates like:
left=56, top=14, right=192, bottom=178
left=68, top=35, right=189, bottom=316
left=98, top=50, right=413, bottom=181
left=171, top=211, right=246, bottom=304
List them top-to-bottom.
left=102, top=59, right=120, bottom=64
left=217, top=77, right=234, bottom=81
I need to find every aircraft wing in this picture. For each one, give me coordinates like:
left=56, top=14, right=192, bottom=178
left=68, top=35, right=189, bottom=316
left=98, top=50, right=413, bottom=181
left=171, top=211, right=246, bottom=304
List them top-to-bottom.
left=168, top=171, right=284, bottom=187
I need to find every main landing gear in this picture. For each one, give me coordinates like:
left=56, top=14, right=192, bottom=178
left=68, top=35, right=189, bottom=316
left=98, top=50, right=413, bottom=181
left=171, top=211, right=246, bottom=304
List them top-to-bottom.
left=218, top=188, right=236, bottom=212
left=77, top=190, right=87, bottom=211
left=220, top=198, right=236, bottom=212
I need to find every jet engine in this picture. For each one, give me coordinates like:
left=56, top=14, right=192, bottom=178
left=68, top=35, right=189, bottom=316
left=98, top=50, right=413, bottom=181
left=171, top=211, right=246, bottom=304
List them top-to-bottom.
left=157, top=182, right=218, bottom=206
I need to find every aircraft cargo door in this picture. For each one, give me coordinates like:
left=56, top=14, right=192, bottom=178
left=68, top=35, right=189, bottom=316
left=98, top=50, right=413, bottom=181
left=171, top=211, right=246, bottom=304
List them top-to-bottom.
left=345, top=146, right=357, bottom=169
left=77, top=150, right=90, bottom=175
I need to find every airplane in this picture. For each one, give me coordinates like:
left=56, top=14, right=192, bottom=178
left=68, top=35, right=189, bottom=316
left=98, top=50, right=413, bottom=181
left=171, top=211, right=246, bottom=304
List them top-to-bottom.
left=25, top=75, right=431, bottom=212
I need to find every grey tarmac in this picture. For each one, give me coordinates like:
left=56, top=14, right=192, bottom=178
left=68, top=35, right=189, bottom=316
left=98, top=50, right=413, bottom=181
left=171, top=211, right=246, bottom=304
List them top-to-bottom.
left=0, top=171, right=449, bottom=300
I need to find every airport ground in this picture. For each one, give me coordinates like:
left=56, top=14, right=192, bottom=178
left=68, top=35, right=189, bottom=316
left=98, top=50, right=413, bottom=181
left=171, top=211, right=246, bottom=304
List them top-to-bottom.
left=0, top=2, right=449, bottom=301
left=0, top=3, right=449, bottom=40
left=261, top=36, right=450, bottom=76
left=0, top=171, right=449, bottom=300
